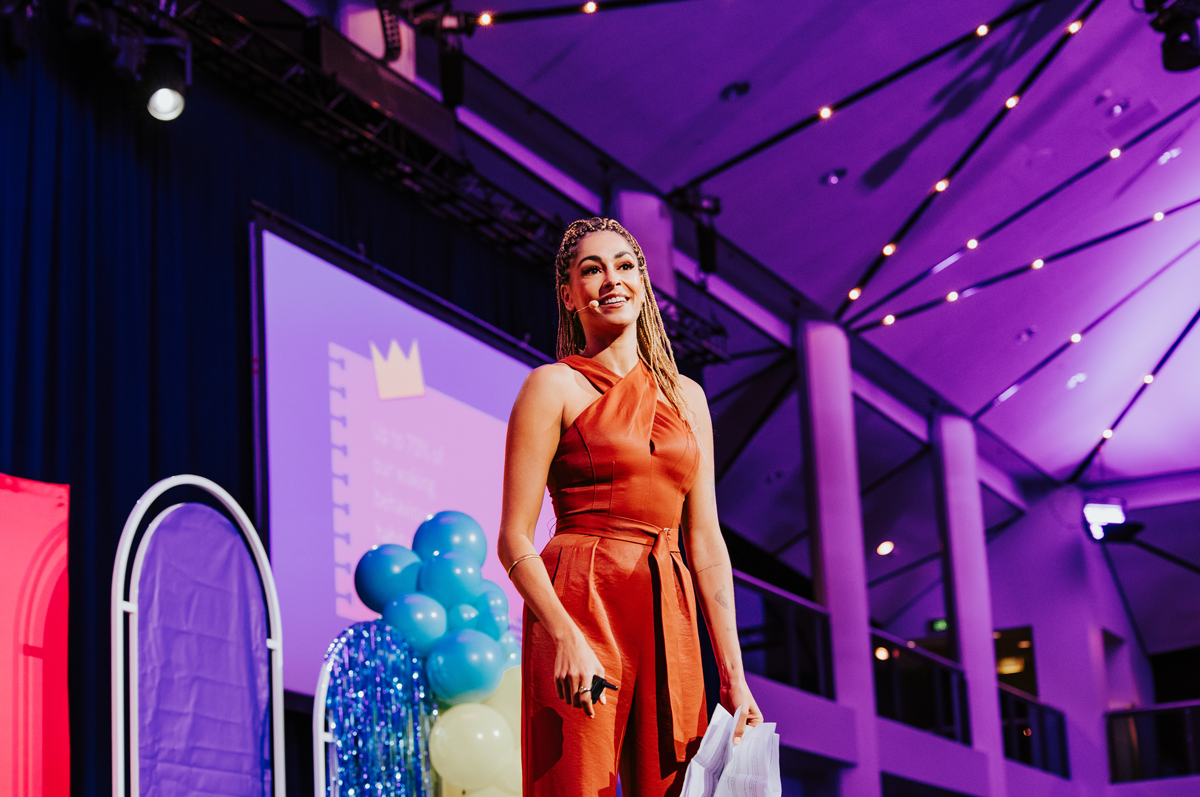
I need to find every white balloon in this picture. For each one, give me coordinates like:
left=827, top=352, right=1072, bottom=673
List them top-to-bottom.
left=482, top=666, right=521, bottom=737
left=429, top=703, right=514, bottom=791
left=493, top=752, right=521, bottom=796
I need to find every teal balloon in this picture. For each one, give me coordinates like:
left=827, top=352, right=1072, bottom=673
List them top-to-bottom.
left=413, top=511, right=487, bottom=566
left=354, top=544, right=422, bottom=612
left=418, top=550, right=483, bottom=609
left=474, top=580, right=509, bottom=618
left=381, top=592, right=447, bottom=657
left=447, top=603, right=480, bottom=632
left=475, top=609, right=509, bottom=641
left=427, top=629, right=505, bottom=705
left=498, top=631, right=520, bottom=669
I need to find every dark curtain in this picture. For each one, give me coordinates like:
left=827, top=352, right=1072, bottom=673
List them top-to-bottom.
left=1, top=19, right=557, bottom=796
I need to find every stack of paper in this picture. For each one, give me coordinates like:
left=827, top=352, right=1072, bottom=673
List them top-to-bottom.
left=678, top=705, right=781, bottom=797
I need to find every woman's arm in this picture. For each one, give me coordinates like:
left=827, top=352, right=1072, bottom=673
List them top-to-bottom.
left=496, top=364, right=607, bottom=717
left=679, top=376, right=763, bottom=741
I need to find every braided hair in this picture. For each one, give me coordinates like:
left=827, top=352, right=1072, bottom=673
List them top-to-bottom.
left=554, top=217, right=692, bottom=426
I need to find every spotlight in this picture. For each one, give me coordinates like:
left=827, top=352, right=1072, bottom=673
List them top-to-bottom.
left=1145, top=0, right=1200, bottom=72
left=583, top=1, right=597, bottom=12
left=478, top=12, right=492, bottom=26
left=1068, top=20, right=1083, bottom=34
left=976, top=24, right=989, bottom=36
left=143, top=39, right=191, bottom=121
left=1006, top=95, right=1020, bottom=109
left=819, top=106, right=832, bottom=119
left=1110, top=148, right=1122, bottom=159
left=935, top=179, right=949, bottom=192
left=680, top=191, right=721, bottom=275
left=1154, top=211, right=1165, bottom=221
left=967, top=238, right=979, bottom=249
left=882, top=243, right=896, bottom=256
left=1031, top=258, right=1044, bottom=269
left=848, top=287, right=862, bottom=300
left=947, top=291, right=959, bottom=302
left=882, top=314, right=896, bottom=326
left=1070, top=333, right=1082, bottom=343
left=1144, top=374, right=1155, bottom=384
left=1084, top=499, right=1125, bottom=539
left=876, top=541, right=895, bottom=555
left=874, top=647, right=890, bottom=661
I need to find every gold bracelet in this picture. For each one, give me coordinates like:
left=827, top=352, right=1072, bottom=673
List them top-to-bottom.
left=506, top=553, right=542, bottom=578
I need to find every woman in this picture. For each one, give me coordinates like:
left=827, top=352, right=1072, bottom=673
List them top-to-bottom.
left=498, top=218, right=761, bottom=797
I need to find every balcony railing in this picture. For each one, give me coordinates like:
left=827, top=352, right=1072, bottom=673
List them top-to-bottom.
left=732, top=570, right=834, bottom=700
left=872, top=630, right=970, bottom=744
left=999, top=684, right=1070, bottom=778
left=1108, top=700, right=1200, bottom=782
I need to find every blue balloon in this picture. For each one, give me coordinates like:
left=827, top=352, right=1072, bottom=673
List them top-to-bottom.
left=413, top=511, right=487, bottom=566
left=354, top=544, right=422, bottom=612
left=418, top=550, right=483, bottom=609
left=474, top=580, right=509, bottom=618
left=381, top=592, right=447, bottom=657
left=446, top=603, right=480, bottom=632
left=475, top=609, right=509, bottom=641
left=426, top=629, right=505, bottom=705
left=498, top=631, right=520, bottom=670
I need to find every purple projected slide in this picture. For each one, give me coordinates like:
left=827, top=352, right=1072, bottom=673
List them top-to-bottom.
left=260, top=230, right=552, bottom=695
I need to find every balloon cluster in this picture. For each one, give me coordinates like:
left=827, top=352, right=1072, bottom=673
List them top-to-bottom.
left=354, top=511, right=523, bottom=796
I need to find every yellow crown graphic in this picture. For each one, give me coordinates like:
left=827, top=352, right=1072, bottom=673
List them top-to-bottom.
left=370, top=339, right=426, bottom=399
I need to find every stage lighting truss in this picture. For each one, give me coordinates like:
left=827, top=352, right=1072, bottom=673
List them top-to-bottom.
left=173, top=0, right=563, bottom=262
left=1145, top=0, right=1200, bottom=72
left=656, top=293, right=731, bottom=366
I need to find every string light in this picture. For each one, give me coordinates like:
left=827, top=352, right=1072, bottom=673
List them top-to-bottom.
left=583, top=1, right=597, bottom=12
left=478, top=12, right=493, bottom=25
left=1068, top=20, right=1082, bottom=34
left=976, top=24, right=989, bottom=37
left=846, top=92, right=1200, bottom=328
left=1006, top=95, right=1020, bottom=109
left=819, top=106, right=833, bottom=119
left=1110, top=148, right=1122, bottom=159
left=935, top=179, right=949, bottom=192
left=1154, top=211, right=1165, bottom=221
left=967, top=238, right=979, bottom=249
left=882, top=243, right=897, bottom=256
left=1031, top=259, right=1045, bottom=269
left=848, top=287, right=862, bottom=300
left=947, top=291, right=959, bottom=302
left=883, top=314, right=896, bottom=326
left=1071, top=333, right=1083, bottom=343
left=1144, top=374, right=1155, bottom=384
left=1102, top=429, right=1113, bottom=439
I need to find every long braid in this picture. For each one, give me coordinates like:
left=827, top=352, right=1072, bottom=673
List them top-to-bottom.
left=554, top=218, right=693, bottom=427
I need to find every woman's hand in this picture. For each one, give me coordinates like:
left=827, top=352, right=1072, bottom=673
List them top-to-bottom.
left=553, top=627, right=607, bottom=718
left=721, top=677, right=763, bottom=744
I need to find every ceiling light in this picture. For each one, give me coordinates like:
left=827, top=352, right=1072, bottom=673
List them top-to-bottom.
left=583, top=1, right=597, bottom=12
left=477, top=12, right=492, bottom=25
left=1068, top=20, right=1082, bottom=34
left=976, top=24, right=989, bottom=36
left=143, top=41, right=191, bottom=122
left=1006, top=95, right=1020, bottom=109
left=819, top=106, right=832, bottom=119
left=1159, top=147, right=1183, bottom=164
left=1110, top=148, right=1122, bottom=158
left=935, top=179, right=949, bottom=192
left=1154, top=211, right=1165, bottom=221
left=967, top=238, right=979, bottom=249
left=882, top=243, right=896, bottom=256
left=1032, top=259, right=1044, bottom=269
left=848, top=287, right=862, bottom=300
left=947, top=291, right=959, bottom=302
left=882, top=314, right=896, bottom=326
left=1070, top=333, right=1083, bottom=343
left=1144, top=374, right=1155, bottom=384
left=1103, top=429, right=1114, bottom=439
left=1084, top=500, right=1126, bottom=542
left=876, top=541, right=895, bottom=555
left=875, top=647, right=890, bottom=661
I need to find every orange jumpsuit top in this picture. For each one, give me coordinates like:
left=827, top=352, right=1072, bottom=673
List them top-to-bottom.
left=522, top=355, right=707, bottom=796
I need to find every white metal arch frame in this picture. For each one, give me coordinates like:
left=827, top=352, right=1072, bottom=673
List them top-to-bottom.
left=110, top=474, right=286, bottom=797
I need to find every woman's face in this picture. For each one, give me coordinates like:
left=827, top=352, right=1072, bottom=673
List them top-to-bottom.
left=561, top=230, right=645, bottom=331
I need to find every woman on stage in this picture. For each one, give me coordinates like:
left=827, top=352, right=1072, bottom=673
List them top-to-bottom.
left=498, top=218, right=762, bottom=796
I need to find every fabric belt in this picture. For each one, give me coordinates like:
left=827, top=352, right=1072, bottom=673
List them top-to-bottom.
left=553, top=512, right=692, bottom=760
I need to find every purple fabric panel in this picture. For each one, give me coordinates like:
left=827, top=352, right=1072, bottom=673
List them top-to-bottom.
left=138, top=503, right=272, bottom=797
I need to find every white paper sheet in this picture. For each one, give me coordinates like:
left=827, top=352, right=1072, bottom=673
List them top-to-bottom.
left=678, top=705, right=780, bottom=797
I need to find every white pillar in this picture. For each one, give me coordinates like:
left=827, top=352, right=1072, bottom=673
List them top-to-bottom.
left=615, top=191, right=677, bottom=297
left=797, top=320, right=881, bottom=797
left=933, top=414, right=1006, bottom=797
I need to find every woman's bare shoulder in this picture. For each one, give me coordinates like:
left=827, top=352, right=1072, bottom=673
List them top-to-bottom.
left=677, top=373, right=710, bottom=409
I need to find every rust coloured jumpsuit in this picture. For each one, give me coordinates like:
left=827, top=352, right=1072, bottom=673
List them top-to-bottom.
left=521, top=355, right=707, bottom=797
